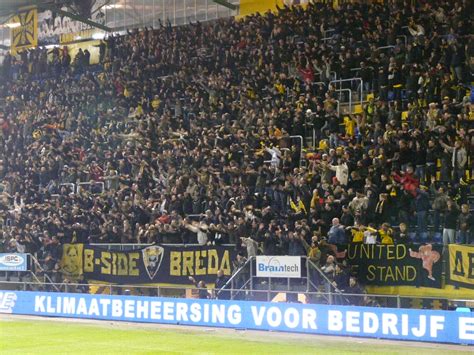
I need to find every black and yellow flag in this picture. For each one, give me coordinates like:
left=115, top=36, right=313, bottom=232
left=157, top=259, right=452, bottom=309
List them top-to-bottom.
left=10, top=8, right=37, bottom=55
left=60, top=243, right=84, bottom=280
left=448, top=244, right=474, bottom=289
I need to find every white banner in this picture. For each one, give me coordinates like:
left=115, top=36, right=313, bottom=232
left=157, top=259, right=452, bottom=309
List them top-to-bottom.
left=38, top=1, right=106, bottom=45
left=256, top=256, right=301, bottom=278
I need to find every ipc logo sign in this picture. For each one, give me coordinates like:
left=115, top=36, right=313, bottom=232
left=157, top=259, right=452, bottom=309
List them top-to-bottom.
left=0, top=253, right=27, bottom=271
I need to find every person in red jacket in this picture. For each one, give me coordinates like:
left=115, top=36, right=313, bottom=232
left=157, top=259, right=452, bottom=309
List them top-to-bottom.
left=391, top=166, right=420, bottom=197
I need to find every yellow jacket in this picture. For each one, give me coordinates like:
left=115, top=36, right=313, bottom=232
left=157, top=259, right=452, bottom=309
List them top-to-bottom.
left=379, top=228, right=394, bottom=244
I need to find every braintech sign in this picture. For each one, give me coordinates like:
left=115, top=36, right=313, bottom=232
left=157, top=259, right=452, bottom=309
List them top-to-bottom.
left=0, top=254, right=27, bottom=271
left=256, top=256, right=301, bottom=278
left=0, top=291, right=472, bottom=344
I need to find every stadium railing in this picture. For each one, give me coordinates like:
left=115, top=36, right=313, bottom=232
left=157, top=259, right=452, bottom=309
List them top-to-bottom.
left=1, top=280, right=472, bottom=310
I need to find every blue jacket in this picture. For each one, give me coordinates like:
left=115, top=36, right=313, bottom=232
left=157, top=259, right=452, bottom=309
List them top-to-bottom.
left=328, top=225, right=347, bottom=244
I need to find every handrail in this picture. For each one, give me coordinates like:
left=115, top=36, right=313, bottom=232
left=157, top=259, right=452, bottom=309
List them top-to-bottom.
left=323, top=28, right=336, bottom=38
left=397, top=35, right=407, bottom=47
left=377, top=45, right=395, bottom=51
left=350, top=66, right=374, bottom=72
left=330, top=77, right=363, bottom=108
left=311, top=81, right=327, bottom=87
left=332, top=88, right=352, bottom=112
left=289, top=135, right=304, bottom=166
left=77, top=181, right=105, bottom=194
left=59, top=183, right=75, bottom=195
left=89, top=243, right=236, bottom=247
left=29, top=254, right=60, bottom=292
left=216, top=256, right=253, bottom=299
left=216, top=256, right=346, bottom=303
left=307, top=258, right=342, bottom=295
left=1, top=280, right=473, bottom=304
left=2, top=280, right=469, bottom=309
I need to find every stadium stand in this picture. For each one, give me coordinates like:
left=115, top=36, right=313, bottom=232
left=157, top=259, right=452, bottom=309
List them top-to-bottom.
left=0, top=1, right=472, bottom=282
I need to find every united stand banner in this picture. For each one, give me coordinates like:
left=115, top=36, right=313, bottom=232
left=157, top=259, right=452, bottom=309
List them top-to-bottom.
left=10, top=8, right=38, bottom=54
left=60, top=244, right=237, bottom=285
left=346, top=244, right=443, bottom=288
left=448, top=244, right=474, bottom=289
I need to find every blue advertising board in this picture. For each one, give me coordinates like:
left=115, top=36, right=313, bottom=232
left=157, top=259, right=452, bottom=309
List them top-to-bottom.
left=0, top=253, right=28, bottom=271
left=0, top=290, right=472, bottom=345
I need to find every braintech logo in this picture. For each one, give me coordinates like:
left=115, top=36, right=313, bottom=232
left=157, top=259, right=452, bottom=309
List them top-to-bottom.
left=0, top=254, right=24, bottom=266
left=256, top=256, right=302, bottom=278
left=258, top=257, right=299, bottom=273
left=0, top=292, right=17, bottom=313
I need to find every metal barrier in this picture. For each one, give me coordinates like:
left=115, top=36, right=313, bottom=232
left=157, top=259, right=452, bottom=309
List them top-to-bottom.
left=397, top=35, right=408, bottom=46
left=377, top=45, right=395, bottom=51
left=330, top=77, right=363, bottom=109
left=333, top=88, right=352, bottom=112
left=289, top=135, right=305, bottom=166
left=77, top=181, right=105, bottom=194
left=88, top=243, right=236, bottom=251
left=216, top=256, right=346, bottom=304
left=0, top=280, right=471, bottom=310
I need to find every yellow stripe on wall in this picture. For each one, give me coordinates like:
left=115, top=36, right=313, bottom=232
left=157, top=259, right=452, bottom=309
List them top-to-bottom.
left=238, top=0, right=285, bottom=18
left=366, top=284, right=474, bottom=300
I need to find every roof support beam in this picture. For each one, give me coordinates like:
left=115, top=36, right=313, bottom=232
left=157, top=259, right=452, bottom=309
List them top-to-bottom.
left=213, top=0, right=238, bottom=11
left=41, top=5, right=111, bottom=32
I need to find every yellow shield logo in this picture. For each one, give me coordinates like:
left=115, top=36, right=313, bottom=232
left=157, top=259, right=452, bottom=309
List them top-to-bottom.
left=142, top=246, right=164, bottom=280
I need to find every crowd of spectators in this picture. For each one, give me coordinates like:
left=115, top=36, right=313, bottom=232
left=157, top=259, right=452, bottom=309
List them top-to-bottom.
left=0, top=1, right=473, bottom=278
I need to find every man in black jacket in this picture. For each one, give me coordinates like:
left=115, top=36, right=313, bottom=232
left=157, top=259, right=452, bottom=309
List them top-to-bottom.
left=214, top=269, right=230, bottom=300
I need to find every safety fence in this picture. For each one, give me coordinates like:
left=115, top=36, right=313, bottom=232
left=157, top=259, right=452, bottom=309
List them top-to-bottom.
left=0, top=280, right=472, bottom=312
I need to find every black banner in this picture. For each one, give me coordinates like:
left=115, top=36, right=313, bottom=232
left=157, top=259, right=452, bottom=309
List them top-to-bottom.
left=61, top=244, right=237, bottom=285
left=346, top=244, right=443, bottom=288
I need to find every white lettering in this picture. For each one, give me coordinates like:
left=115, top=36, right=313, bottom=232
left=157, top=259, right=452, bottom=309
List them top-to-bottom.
left=34, top=296, right=45, bottom=312
left=46, top=297, right=55, bottom=313
left=63, top=297, right=76, bottom=314
left=76, top=298, right=87, bottom=315
left=89, top=299, right=100, bottom=316
left=99, top=299, right=110, bottom=316
left=112, top=299, right=123, bottom=317
left=124, top=300, right=135, bottom=318
left=136, top=301, right=149, bottom=319
left=150, top=301, right=161, bottom=320
left=163, top=302, right=174, bottom=321
left=175, top=302, right=188, bottom=322
left=190, top=303, right=201, bottom=322
left=203, top=303, right=209, bottom=323
left=211, top=304, right=225, bottom=324
left=227, top=305, right=241, bottom=325
left=251, top=306, right=266, bottom=326
left=267, top=307, right=282, bottom=327
left=284, top=308, right=299, bottom=329
left=302, top=309, right=317, bottom=330
left=328, top=310, right=343, bottom=331
left=346, top=311, right=360, bottom=333
left=363, top=312, right=379, bottom=334
left=382, top=313, right=399, bottom=335
left=401, top=314, right=409, bottom=336
left=411, top=315, right=426, bottom=337
left=430, top=316, right=444, bottom=338
left=459, top=317, right=474, bottom=341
